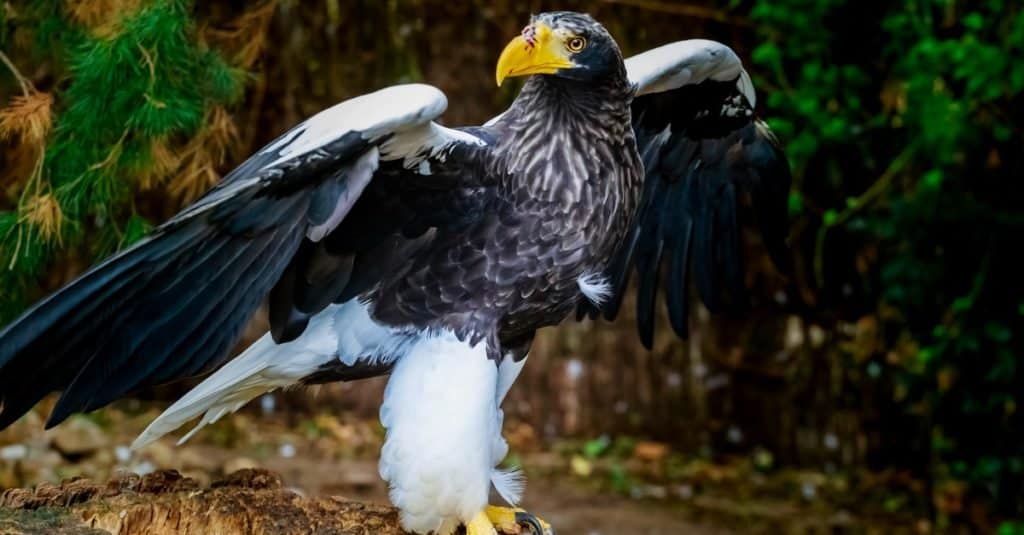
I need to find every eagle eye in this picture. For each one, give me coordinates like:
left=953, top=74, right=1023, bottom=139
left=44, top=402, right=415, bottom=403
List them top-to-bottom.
left=567, top=37, right=586, bottom=52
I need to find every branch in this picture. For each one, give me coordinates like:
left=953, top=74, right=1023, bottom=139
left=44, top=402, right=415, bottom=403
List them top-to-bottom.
left=0, top=50, right=33, bottom=97
left=813, top=147, right=915, bottom=287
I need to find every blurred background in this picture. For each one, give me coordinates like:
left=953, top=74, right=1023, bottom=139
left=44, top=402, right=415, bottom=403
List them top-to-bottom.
left=1, top=1, right=1022, bottom=533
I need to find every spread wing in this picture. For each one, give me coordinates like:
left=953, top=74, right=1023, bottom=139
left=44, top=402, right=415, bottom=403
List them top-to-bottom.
left=582, top=40, right=792, bottom=348
left=0, top=84, right=489, bottom=428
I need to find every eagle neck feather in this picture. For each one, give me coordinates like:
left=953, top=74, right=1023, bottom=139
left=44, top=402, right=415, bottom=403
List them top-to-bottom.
left=495, top=73, right=636, bottom=208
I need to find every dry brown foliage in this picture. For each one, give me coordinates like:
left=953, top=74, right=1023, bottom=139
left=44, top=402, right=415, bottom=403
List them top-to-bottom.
left=65, top=0, right=143, bottom=38
left=204, top=1, right=278, bottom=69
left=0, top=92, right=53, bottom=144
left=165, top=106, right=240, bottom=204
left=136, top=138, right=182, bottom=191
left=21, top=192, right=64, bottom=242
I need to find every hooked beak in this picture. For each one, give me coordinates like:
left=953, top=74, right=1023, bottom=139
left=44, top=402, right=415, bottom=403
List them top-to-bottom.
left=495, top=22, right=574, bottom=86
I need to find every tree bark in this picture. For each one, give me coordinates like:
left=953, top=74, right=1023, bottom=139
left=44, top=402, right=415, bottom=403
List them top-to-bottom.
left=0, top=469, right=408, bottom=535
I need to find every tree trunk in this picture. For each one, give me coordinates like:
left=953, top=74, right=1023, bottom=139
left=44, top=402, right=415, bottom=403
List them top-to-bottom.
left=0, top=469, right=408, bottom=535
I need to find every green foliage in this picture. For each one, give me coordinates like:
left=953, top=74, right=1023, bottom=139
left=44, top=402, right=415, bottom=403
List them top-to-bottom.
left=751, top=0, right=1024, bottom=523
left=0, top=1, right=245, bottom=321
left=582, top=435, right=612, bottom=458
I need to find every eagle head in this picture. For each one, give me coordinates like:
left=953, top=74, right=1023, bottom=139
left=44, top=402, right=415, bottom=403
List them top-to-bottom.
left=495, top=12, right=623, bottom=87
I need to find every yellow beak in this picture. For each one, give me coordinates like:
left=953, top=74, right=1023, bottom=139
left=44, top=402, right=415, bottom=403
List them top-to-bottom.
left=495, top=23, right=574, bottom=86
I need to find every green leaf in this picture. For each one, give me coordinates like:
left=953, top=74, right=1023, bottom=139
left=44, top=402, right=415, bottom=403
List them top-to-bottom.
left=963, top=12, right=985, bottom=31
left=752, top=42, right=782, bottom=67
left=922, top=169, right=944, bottom=190
left=788, top=191, right=804, bottom=216
left=121, top=215, right=153, bottom=248
left=953, top=296, right=975, bottom=312
left=582, top=435, right=611, bottom=458
left=998, top=521, right=1024, bottom=535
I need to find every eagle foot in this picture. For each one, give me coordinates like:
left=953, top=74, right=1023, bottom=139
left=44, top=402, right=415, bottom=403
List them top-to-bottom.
left=470, top=505, right=552, bottom=535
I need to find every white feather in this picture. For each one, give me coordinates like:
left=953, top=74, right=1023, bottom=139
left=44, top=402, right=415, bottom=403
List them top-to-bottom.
left=626, top=39, right=756, bottom=107
left=266, top=84, right=449, bottom=167
left=170, top=85, right=449, bottom=227
left=379, top=122, right=486, bottom=170
left=578, top=272, right=613, bottom=306
left=132, top=300, right=404, bottom=450
left=379, top=331, right=498, bottom=534
left=496, top=353, right=528, bottom=405
left=490, top=468, right=526, bottom=506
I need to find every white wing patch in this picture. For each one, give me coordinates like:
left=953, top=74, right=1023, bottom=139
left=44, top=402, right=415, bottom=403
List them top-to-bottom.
left=626, top=39, right=756, bottom=107
left=737, top=69, right=757, bottom=108
left=265, top=83, right=450, bottom=168
left=162, top=85, right=451, bottom=238
left=380, top=122, right=487, bottom=171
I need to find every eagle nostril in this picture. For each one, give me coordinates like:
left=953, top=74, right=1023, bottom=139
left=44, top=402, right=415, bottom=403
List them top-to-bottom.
left=521, top=25, right=538, bottom=48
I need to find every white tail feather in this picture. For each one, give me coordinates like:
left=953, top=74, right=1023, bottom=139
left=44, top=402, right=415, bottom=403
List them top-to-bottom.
left=132, top=300, right=408, bottom=450
left=131, top=307, right=346, bottom=450
left=132, top=333, right=293, bottom=450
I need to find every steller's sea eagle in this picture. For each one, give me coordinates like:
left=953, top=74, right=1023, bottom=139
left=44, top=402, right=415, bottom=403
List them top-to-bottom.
left=0, top=11, right=790, bottom=535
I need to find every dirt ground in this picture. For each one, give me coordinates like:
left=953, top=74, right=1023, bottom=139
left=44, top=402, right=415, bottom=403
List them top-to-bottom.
left=0, top=399, right=925, bottom=534
left=259, top=456, right=728, bottom=535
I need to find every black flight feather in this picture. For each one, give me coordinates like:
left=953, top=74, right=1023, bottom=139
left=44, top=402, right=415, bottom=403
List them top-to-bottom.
left=595, top=77, right=792, bottom=346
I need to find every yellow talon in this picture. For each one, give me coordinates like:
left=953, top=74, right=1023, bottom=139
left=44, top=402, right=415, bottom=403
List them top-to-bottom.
left=484, top=505, right=553, bottom=535
left=485, top=505, right=518, bottom=532
left=463, top=506, right=553, bottom=535
left=465, top=510, right=498, bottom=535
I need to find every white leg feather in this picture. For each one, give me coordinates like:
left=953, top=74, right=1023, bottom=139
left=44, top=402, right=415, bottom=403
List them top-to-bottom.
left=379, top=331, right=498, bottom=534
left=490, top=353, right=528, bottom=506
left=490, top=468, right=526, bottom=506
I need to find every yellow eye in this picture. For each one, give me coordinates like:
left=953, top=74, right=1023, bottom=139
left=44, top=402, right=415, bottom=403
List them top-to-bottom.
left=567, top=37, right=586, bottom=52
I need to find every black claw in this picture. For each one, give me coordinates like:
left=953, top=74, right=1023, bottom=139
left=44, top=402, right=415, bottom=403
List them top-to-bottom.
left=514, top=511, right=549, bottom=535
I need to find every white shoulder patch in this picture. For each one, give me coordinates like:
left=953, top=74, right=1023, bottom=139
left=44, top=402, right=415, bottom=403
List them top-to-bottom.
left=626, top=39, right=756, bottom=107
left=265, top=84, right=449, bottom=167
left=379, top=122, right=486, bottom=171
left=578, top=272, right=613, bottom=306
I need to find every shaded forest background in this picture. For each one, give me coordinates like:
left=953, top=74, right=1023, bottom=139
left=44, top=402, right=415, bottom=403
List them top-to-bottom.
left=1, top=0, right=1022, bottom=532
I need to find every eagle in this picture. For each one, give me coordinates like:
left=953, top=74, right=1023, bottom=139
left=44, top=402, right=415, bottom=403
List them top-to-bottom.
left=0, top=11, right=790, bottom=535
